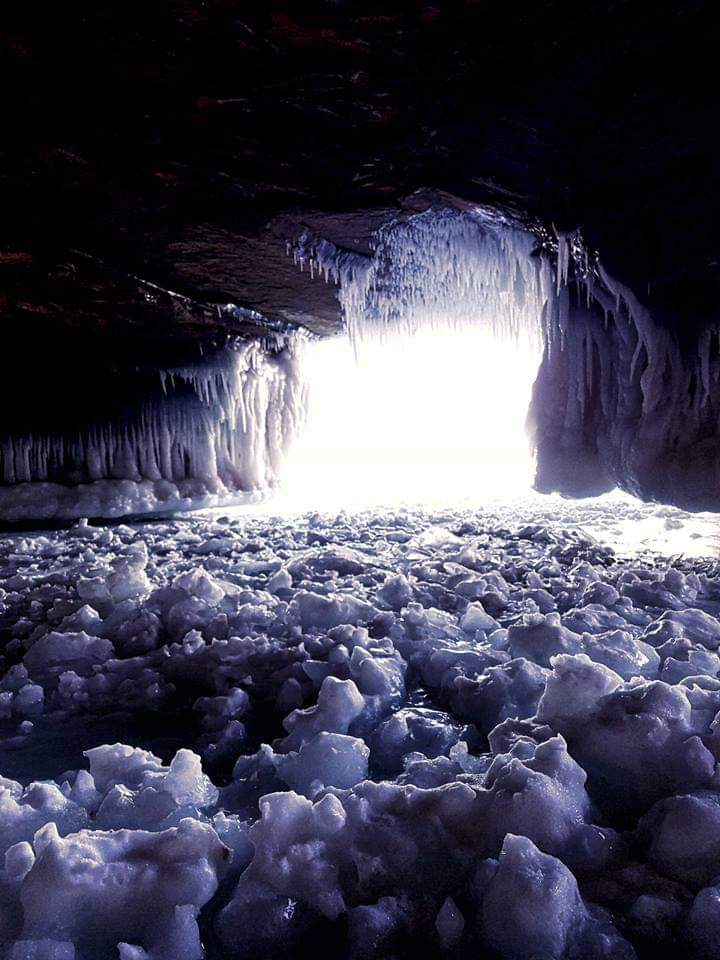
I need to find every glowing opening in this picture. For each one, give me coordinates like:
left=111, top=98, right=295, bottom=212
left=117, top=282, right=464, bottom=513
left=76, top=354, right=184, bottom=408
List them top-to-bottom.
left=279, top=324, right=542, bottom=509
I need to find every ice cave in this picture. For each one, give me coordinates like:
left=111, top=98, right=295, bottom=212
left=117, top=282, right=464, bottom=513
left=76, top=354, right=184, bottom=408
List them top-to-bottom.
left=2, top=4, right=720, bottom=959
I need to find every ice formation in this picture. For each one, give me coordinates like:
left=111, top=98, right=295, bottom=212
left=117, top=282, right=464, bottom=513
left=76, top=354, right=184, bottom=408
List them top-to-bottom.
left=292, top=207, right=553, bottom=351
left=529, top=231, right=720, bottom=509
left=0, top=338, right=307, bottom=522
left=1, top=499, right=720, bottom=957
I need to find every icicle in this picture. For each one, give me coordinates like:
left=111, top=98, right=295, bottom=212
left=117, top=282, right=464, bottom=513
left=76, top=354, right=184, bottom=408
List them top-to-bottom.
left=291, top=207, right=553, bottom=354
left=554, top=229, right=573, bottom=294
left=0, top=334, right=309, bottom=519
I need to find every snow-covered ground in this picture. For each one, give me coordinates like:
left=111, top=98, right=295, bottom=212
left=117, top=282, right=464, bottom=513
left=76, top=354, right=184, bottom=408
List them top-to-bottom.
left=0, top=494, right=720, bottom=958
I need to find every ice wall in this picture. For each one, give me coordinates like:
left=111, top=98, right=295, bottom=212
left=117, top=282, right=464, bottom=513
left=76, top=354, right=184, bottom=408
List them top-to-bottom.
left=529, top=245, right=720, bottom=510
left=0, top=337, right=308, bottom=521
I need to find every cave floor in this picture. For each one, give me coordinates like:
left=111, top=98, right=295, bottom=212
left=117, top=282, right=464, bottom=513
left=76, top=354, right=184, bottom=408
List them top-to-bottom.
left=0, top=495, right=720, bottom=957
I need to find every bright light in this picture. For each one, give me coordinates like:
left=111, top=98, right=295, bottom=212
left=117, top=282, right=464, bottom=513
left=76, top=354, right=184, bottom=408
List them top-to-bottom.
left=279, top=324, right=542, bottom=509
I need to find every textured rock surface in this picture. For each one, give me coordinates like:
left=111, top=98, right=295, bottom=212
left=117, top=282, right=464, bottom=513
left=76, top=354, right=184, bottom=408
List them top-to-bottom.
left=4, top=1, right=718, bottom=345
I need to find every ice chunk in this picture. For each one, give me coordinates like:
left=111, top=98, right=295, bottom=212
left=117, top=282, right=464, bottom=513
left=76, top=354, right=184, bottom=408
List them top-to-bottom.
left=106, top=547, right=152, bottom=603
left=266, top=567, right=292, bottom=594
left=172, top=568, right=225, bottom=606
left=377, top=574, right=413, bottom=611
left=288, top=591, right=378, bottom=631
left=460, top=601, right=500, bottom=634
left=642, top=608, right=720, bottom=650
left=508, top=613, right=583, bottom=666
left=581, top=629, right=660, bottom=679
left=23, top=632, right=114, bottom=681
left=537, top=653, right=623, bottom=725
left=450, top=658, right=548, bottom=733
left=540, top=659, right=716, bottom=811
left=280, top=677, right=366, bottom=751
left=369, top=708, right=466, bottom=774
left=273, top=732, right=369, bottom=796
left=480, top=735, right=594, bottom=858
left=85, top=744, right=166, bottom=794
left=91, top=748, right=218, bottom=832
left=0, top=783, right=87, bottom=859
left=638, top=791, right=720, bottom=888
left=240, top=792, right=347, bottom=919
left=19, top=820, right=227, bottom=960
left=480, top=835, right=586, bottom=958
left=5, top=841, right=36, bottom=883
left=215, top=878, right=318, bottom=959
left=689, top=883, right=720, bottom=959
left=347, top=896, right=412, bottom=959
left=435, top=896, right=464, bottom=947
left=9, top=942, right=76, bottom=960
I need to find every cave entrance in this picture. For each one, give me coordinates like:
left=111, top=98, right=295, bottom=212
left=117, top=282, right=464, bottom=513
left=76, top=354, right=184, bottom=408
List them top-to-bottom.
left=280, top=207, right=551, bottom=509
left=280, top=321, right=542, bottom=509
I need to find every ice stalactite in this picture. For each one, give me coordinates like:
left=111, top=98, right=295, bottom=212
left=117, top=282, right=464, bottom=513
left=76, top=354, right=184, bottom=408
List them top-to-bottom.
left=292, top=207, right=555, bottom=352
left=0, top=337, right=308, bottom=521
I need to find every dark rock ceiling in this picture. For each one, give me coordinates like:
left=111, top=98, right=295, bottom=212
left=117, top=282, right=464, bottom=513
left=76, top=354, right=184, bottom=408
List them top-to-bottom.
left=3, top=0, right=719, bottom=368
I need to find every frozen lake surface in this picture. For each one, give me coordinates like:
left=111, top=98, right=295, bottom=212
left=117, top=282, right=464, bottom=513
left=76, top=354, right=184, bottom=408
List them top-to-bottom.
left=0, top=493, right=719, bottom=958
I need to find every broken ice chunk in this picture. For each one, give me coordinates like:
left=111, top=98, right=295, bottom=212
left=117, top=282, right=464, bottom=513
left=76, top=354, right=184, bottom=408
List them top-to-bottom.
left=280, top=677, right=366, bottom=751
left=273, top=732, right=369, bottom=796
left=19, top=819, right=227, bottom=960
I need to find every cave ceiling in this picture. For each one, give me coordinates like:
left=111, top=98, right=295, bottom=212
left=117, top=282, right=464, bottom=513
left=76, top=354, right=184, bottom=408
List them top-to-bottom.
left=3, top=0, right=719, bottom=369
